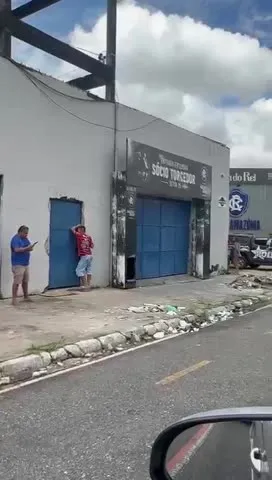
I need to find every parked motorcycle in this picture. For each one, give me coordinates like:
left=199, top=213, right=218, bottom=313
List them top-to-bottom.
left=150, top=408, right=272, bottom=479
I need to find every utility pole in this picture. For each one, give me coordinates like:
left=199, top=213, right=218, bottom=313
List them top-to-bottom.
left=0, top=0, right=11, bottom=58
left=106, top=0, right=117, bottom=102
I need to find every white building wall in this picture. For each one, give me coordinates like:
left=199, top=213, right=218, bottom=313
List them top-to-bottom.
left=0, top=57, right=229, bottom=297
left=0, top=58, right=115, bottom=298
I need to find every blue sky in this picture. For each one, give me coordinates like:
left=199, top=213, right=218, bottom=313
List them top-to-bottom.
left=12, top=0, right=272, bottom=48
left=11, top=1, right=272, bottom=166
left=12, top=1, right=105, bottom=38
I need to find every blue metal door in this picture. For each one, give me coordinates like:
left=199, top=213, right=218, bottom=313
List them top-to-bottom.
left=136, top=197, right=191, bottom=279
left=49, top=199, right=82, bottom=288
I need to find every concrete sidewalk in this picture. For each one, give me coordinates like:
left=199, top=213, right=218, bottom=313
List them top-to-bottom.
left=0, top=274, right=264, bottom=362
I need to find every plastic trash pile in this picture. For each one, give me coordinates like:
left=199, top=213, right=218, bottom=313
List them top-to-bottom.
left=230, top=273, right=272, bottom=290
left=127, top=302, right=236, bottom=335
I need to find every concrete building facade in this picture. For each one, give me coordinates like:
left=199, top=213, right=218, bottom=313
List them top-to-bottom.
left=0, top=57, right=230, bottom=297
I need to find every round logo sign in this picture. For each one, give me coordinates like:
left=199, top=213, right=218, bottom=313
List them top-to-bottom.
left=201, top=166, right=208, bottom=183
left=229, top=188, right=249, bottom=217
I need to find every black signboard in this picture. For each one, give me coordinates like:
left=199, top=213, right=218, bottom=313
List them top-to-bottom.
left=126, top=139, right=212, bottom=200
left=230, top=168, right=272, bottom=185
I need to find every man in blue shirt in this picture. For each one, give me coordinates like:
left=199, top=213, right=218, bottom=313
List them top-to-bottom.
left=10, top=226, right=37, bottom=305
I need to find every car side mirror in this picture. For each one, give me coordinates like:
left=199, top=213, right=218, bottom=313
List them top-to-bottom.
left=150, top=408, right=272, bottom=480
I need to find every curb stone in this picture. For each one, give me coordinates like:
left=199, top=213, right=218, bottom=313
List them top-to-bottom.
left=1, top=293, right=272, bottom=387
left=76, top=339, right=101, bottom=355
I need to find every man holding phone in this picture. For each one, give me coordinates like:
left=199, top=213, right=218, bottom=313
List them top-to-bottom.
left=10, top=225, right=38, bottom=305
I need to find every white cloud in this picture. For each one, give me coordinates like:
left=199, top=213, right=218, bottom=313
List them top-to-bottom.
left=13, top=0, right=272, bottom=166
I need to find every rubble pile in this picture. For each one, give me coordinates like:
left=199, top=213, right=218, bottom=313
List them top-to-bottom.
left=231, top=273, right=272, bottom=290
left=126, top=302, right=241, bottom=335
left=128, top=303, right=186, bottom=315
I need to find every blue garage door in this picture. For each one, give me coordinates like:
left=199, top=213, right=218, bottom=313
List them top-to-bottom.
left=136, top=197, right=191, bottom=279
left=49, top=199, right=82, bottom=288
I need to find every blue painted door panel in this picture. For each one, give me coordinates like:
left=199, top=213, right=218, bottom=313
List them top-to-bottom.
left=136, top=197, right=191, bottom=279
left=136, top=197, right=144, bottom=225
left=136, top=198, right=143, bottom=279
left=143, top=198, right=160, bottom=225
left=49, top=200, right=81, bottom=288
left=161, top=201, right=176, bottom=226
left=136, top=225, right=142, bottom=279
left=137, top=226, right=142, bottom=253
left=142, top=226, right=160, bottom=252
left=161, top=226, right=175, bottom=251
left=160, top=251, right=175, bottom=276
left=141, top=252, right=160, bottom=278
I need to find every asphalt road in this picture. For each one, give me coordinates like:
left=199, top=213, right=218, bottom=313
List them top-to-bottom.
left=1, top=306, right=272, bottom=480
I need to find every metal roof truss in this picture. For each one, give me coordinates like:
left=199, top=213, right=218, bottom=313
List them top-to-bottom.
left=0, top=0, right=113, bottom=91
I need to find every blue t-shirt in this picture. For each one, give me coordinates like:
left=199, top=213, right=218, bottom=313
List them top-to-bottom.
left=10, top=235, right=31, bottom=266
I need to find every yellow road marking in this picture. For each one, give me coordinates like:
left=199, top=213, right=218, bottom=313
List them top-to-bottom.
left=156, top=360, right=211, bottom=386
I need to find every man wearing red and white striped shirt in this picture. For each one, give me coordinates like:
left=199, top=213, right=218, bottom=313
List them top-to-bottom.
left=71, top=224, right=94, bottom=288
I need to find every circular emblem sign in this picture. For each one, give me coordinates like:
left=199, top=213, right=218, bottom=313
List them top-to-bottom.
left=201, top=166, right=208, bottom=183
left=229, top=188, right=249, bottom=217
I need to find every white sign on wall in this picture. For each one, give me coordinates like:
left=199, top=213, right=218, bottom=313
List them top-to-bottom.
left=218, top=196, right=227, bottom=207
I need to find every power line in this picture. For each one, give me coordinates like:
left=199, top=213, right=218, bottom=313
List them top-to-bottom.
left=77, top=46, right=106, bottom=57
left=11, top=59, right=100, bottom=101
left=13, top=60, right=159, bottom=133
left=19, top=66, right=116, bottom=130
left=55, top=66, right=79, bottom=80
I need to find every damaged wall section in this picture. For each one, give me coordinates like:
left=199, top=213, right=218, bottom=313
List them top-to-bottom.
left=111, top=172, right=137, bottom=288
left=111, top=172, right=126, bottom=288
left=191, top=199, right=211, bottom=279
